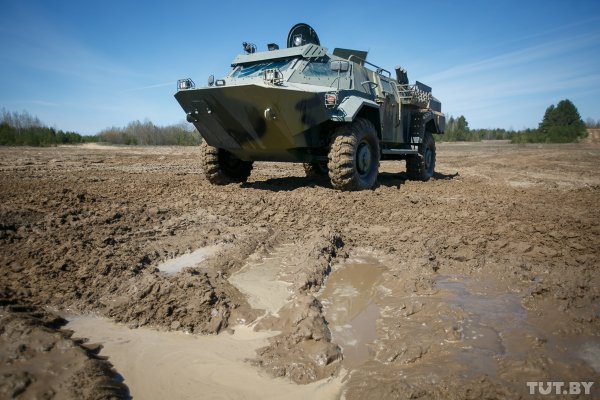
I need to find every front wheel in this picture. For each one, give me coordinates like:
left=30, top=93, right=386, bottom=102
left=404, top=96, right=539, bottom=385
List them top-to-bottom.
left=328, top=118, right=380, bottom=191
left=406, top=132, right=436, bottom=181
left=200, top=141, right=253, bottom=184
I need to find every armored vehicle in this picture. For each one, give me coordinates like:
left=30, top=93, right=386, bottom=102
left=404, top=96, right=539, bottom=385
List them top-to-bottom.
left=175, top=23, right=445, bottom=191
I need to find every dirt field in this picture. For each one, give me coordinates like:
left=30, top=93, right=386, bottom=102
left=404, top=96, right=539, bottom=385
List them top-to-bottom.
left=1, top=141, right=599, bottom=399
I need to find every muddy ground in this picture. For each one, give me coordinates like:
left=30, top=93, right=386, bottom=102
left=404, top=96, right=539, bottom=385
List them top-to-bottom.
left=0, top=141, right=599, bottom=399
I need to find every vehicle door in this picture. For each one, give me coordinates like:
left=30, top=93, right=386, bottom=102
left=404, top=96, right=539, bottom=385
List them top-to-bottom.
left=376, top=76, right=401, bottom=143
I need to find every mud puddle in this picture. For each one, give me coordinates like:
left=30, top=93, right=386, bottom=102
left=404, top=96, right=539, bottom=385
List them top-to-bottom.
left=229, top=244, right=295, bottom=315
left=156, top=245, right=222, bottom=274
left=319, top=254, right=386, bottom=368
left=371, top=273, right=600, bottom=393
left=434, top=275, right=600, bottom=378
left=434, top=275, right=525, bottom=377
left=66, top=316, right=344, bottom=400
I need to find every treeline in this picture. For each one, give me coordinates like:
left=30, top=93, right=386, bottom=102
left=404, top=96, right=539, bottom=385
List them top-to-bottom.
left=438, top=99, right=589, bottom=143
left=510, top=99, right=587, bottom=143
left=0, top=108, right=201, bottom=147
left=0, top=109, right=85, bottom=146
left=436, top=115, right=513, bottom=142
left=96, top=120, right=200, bottom=146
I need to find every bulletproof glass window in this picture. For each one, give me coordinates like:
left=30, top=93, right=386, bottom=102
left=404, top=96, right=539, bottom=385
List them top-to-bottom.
left=303, top=58, right=347, bottom=77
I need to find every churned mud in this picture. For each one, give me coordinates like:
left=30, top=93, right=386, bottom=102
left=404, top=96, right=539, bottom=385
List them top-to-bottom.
left=1, top=141, right=599, bottom=398
left=343, top=262, right=600, bottom=399
left=0, top=302, right=127, bottom=399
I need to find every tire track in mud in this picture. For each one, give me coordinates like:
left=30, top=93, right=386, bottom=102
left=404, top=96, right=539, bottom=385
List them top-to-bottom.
left=247, top=229, right=345, bottom=383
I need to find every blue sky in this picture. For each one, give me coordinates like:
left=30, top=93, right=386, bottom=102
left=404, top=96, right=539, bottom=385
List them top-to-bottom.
left=1, top=0, right=599, bottom=135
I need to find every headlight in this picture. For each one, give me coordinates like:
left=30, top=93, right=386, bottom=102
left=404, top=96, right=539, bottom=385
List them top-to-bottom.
left=263, top=69, right=283, bottom=85
left=177, top=78, right=195, bottom=90
left=324, top=91, right=338, bottom=108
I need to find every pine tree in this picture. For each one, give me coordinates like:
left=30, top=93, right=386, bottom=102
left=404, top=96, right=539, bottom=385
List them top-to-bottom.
left=538, top=99, right=586, bottom=142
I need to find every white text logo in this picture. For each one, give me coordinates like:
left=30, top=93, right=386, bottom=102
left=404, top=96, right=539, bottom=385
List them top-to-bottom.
left=527, top=382, right=594, bottom=395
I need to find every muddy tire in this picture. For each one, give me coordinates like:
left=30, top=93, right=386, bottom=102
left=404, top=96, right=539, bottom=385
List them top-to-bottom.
left=328, top=118, right=380, bottom=191
left=406, top=132, right=436, bottom=181
left=200, top=141, right=253, bottom=184
left=303, top=162, right=328, bottom=178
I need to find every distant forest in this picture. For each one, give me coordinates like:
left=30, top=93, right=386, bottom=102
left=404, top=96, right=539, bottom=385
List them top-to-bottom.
left=0, top=99, right=593, bottom=147
left=439, top=99, right=589, bottom=143
left=0, top=108, right=199, bottom=147
left=0, top=109, right=85, bottom=146
left=96, top=120, right=200, bottom=146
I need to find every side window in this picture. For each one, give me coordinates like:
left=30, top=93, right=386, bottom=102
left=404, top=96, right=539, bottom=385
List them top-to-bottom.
left=287, top=58, right=352, bottom=88
left=302, top=58, right=349, bottom=78
left=303, top=61, right=332, bottom=77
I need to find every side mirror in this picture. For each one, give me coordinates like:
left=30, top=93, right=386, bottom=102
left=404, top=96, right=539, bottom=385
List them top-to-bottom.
left=330, top=60, right=350, bottom=73
left=208, top=75, right=215, bottom=87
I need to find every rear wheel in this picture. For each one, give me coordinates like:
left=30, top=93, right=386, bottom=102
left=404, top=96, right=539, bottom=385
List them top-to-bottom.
left=328, top=118, right=380, bottom=191
left=406, top=132, right=436, bottom=181
left=200, top=141, right=253, bottom=184
left=303, top=161, right=328, bottom=178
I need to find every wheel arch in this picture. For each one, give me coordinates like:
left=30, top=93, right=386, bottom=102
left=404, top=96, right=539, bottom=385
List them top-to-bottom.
left=332, top=96, right=382, bottom=139
left=356, top=105, right=382, bottom=140
left=423, top=111, right=445, bottom=134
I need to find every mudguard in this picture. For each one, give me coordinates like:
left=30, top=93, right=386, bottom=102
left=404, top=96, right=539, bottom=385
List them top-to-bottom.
left=331, top=96, right=379, bottom=123
left=420, top=110, right=446, bottom=134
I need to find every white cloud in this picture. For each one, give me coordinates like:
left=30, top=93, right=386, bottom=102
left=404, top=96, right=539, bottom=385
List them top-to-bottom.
left=0, top=7, right=136, bottom=86
left=421, top=28, right=600, bottom=128
left=423, top=32, right=600, bottom=84
left=122, top=82, right=174, bottom=92
left=29, top=100, right=60, bottom=107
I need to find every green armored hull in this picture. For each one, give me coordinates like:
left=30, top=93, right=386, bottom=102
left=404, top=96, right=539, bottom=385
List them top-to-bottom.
left=175, top=23, right=445, bottom=190
left=175, top=84, right=331, bottom=162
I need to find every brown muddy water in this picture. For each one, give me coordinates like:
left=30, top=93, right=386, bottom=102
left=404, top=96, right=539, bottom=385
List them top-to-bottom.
left=66, top=244, right=344, bottom=399
left=228, top=244, right=295, bottom=316
left=156, top=245, right=222, bottom=274
left=66, top=250, right=599, bottom=398
left=322, top=254, right=598, bottom=396
left=319, top=255, right=385, bottom=368
left=371, top=268, right=600, bottom=395
left=432, top=275, right=599, bottom=378
left=66, top=317, right=344, bottom=400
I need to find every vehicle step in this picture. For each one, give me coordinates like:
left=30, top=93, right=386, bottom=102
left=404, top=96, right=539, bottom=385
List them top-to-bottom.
left=382, top=149, right=419, bottom=155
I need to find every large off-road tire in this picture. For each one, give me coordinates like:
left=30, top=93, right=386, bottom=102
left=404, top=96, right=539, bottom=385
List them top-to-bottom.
left=328, top=118, right=380, bottom=191
left=406, top=131, right=436, bottom=181
left=200, top=141, right=253, bottom=184
left=303, top=161, right=328, bottom=178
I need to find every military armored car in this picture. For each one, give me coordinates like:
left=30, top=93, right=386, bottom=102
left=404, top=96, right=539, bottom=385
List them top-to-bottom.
left=175, top=23, right=445, bottom=190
